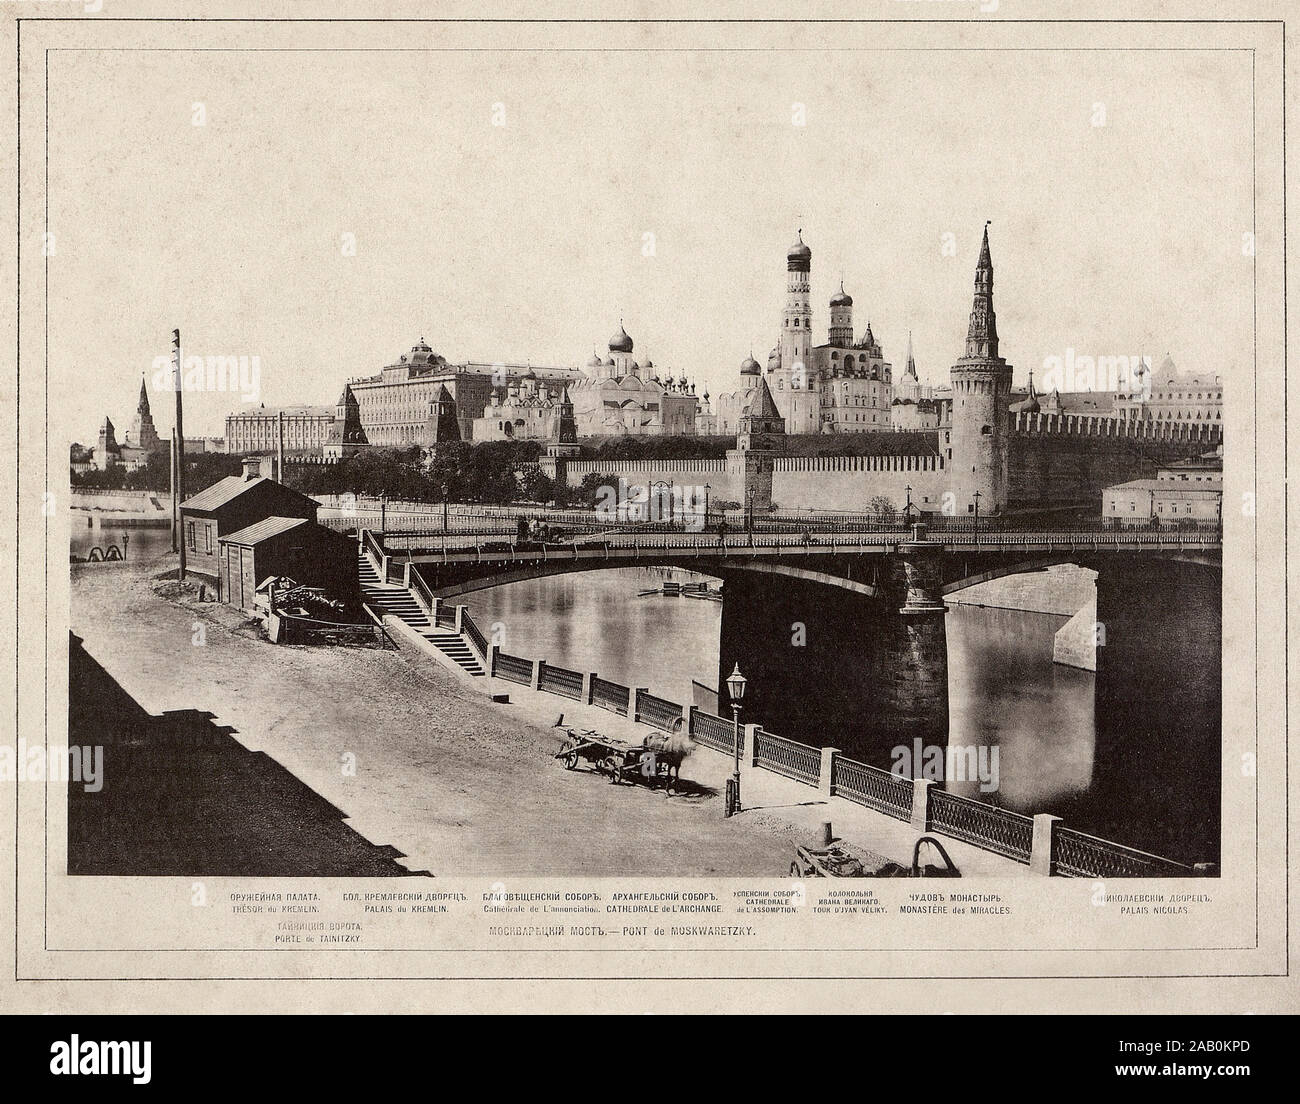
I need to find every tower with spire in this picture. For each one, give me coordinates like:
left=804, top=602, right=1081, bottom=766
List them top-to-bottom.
left=950, top=223, right=1014, bottom=514
left=126, top=376, right=164, bottom=456
left=323, top=382, right=369, bottom=460
left=425, top=383, right=461, bottom=446
left=539, top=385, right=581, bottom=483
left=94, top=416, right=119, bottom=471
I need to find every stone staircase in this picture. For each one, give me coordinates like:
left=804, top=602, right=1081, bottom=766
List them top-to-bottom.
left=358, top=549, right=485, bottom=676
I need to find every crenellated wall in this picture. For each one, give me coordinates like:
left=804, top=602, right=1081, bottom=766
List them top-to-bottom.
left=1010, top=410, right=1223, bottom=443
left=559, top=413, right=1219, bottom=514
left=1007, top=414, right=1220, bottom=509
left=770, top=454, right=949, bottom=512
left=563, top=459, right=743, bottom=500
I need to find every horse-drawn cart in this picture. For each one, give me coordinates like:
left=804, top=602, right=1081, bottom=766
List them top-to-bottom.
left=555, top=728, right=689, bottom=793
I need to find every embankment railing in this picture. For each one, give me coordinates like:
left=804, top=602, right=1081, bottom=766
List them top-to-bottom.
left=753, top=729, right=821, bottom=786
left=832, top=756, right=913, bottom=821
left=928, top=788, right=1035, bottom=864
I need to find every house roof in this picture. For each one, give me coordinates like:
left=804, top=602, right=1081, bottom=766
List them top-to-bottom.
left=181, top=475, right=313, bottom=513
left=1105, top=479, right=1221, bottom=495
left=219, top=516, right=311, bottom=546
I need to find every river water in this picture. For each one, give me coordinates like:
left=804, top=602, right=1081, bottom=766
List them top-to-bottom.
left=465, top=567, right=1216, bottom=865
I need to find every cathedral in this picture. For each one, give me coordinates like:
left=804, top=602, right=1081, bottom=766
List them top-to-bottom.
left=707, top=232, right=898, bottom=437
left=566, top=323, right=702, bottom=436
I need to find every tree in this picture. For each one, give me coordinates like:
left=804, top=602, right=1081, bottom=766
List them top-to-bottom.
left=516, top=465, right=555, bottom=504
left=867, top=495, right=897, bottom=524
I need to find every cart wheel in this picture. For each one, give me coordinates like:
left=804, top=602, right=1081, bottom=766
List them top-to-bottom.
left=563, top=748, right=580, bottom=771
left=609, top=765, right=623, bottom=785
left=664, top=774, right=676, bottom=796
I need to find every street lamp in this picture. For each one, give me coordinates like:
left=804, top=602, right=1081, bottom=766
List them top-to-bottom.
left=704, top=483, right=711, bottom=531
left=972, top=490, right=982, bottom=542
left=379, top=491, right=388, bottom=535
left=122, top=533, right=129, bottom=562
left=725, top=662, right=747, bottom=817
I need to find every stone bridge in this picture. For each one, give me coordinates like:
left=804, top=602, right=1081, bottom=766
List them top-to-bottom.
left=361, top=523, right=1221, bottom=792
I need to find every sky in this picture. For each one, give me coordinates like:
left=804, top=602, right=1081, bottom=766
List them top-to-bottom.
left=47, top=45, right=1254, bottom=440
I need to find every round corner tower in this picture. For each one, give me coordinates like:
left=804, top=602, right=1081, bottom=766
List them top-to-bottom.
left=950, top=223, right=1013, bottom=515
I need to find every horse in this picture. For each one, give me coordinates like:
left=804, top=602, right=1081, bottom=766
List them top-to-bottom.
left=640, top=723, right=696, bottom=793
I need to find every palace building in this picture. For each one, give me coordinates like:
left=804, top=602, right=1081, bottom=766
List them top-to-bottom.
left=345, top=339, right=579, bottom=447
left=225, top=404, right=335, bottom=455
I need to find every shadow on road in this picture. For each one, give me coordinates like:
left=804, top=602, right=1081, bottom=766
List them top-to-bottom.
left=67, top=632, right=428, bottom=877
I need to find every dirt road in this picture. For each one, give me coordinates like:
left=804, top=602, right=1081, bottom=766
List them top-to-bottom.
left=70, top=553, right=800, bottom=876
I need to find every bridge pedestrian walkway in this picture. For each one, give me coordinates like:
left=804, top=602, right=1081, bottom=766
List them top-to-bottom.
left=479, top=671, right=1032, bottom=878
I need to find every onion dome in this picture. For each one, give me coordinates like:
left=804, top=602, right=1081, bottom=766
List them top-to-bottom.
left=787, top=230, right=812, bottom=271
left=830, top=281, right=852, bottom=307
left=609, top=323, right=634, bottom=353
left=766, top=346, right=781, bottom=371
left=587, top=352, right=603, bottom=368
left=740, top=355, right=760, bottom=376
left=644, top=359, right=653, bottom=370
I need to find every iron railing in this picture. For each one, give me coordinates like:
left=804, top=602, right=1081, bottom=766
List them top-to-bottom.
left=408, top=564, right=435, bottom=615
left=461, top=611, right=489, bottom=661
left=494, top=652, right=533, bottom=686
left=538, top=663, right=584, bottom=700
left=591, top=676, right=630, bottom=715
left=636, top=690, right=684, bottom=731
left=689, top=710, right=737, bottom=755
left=753, top=730, right=821, bottom=786
left=832, top=756, right=913, bottom=821
left=928, top=788, right=1034, bottom=863
left=1054, top=827, right=1195, bottom=879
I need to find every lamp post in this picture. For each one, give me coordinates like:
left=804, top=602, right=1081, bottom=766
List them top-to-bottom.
left=442, top=482, right=449, bottom=532
left=704, top=482, right=711, bottom=532
left=972, top=490, right=982, bottom=543
left=380, top=491, right=388, bottom=535
left=122, top=533, right=129, bottom=562
left=725, top=662, right=747, bottom=817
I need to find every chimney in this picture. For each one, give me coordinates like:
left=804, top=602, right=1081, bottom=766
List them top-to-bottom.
left=242, top=456, right=262, bottom=481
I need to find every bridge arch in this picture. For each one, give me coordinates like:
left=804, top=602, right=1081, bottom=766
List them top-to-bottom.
left=423, top=556, right=879, bottom=600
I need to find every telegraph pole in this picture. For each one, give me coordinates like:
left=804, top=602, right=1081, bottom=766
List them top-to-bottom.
left=173, top=329, right=187, bottom=583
